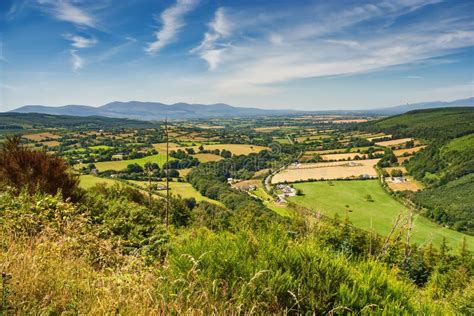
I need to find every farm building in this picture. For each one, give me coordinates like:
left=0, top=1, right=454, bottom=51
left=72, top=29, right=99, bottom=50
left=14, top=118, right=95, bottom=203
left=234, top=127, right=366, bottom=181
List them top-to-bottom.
left=112, top=153, right=125, bottom=160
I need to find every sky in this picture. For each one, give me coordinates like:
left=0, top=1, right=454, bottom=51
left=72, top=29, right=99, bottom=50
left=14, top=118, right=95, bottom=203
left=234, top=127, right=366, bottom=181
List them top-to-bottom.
left=0, top=0, right=473, bottom=111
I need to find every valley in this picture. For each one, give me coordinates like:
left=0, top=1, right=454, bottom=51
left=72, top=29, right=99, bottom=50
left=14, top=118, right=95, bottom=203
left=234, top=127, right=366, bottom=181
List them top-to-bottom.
left=1, top=107, right=473, bottom=314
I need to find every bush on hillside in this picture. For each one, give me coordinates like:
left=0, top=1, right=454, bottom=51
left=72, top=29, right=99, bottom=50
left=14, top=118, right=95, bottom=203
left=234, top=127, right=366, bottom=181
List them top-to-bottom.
left=0, top=136, right=82, bottom=201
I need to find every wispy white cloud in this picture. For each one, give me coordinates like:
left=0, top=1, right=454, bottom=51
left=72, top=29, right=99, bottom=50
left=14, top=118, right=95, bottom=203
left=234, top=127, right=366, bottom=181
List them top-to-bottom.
left=38, top=0, right=95, bottom=27
left=145, top=0, right=200, bottom=54
left=188, top=1, right=474, bottom=96
left=191, top=8, right=233, bottom=70
left=64, top=34, right=97, bottom=48
left=70, top=50, right=84, bottom=72
left=405, top=75, right=424, bottom=79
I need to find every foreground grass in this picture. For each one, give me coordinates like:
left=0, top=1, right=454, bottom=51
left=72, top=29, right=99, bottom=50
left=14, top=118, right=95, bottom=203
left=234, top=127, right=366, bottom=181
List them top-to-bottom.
left=289, top=180, right=474, bottom=251
left=0, top=196, right=454, bottom=314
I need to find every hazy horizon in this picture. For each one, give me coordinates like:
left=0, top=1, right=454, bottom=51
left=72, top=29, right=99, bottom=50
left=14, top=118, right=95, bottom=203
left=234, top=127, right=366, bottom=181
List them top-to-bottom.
left=1, top=0, right=473, bottom=111
left=7, top=96, right=474, bottom=113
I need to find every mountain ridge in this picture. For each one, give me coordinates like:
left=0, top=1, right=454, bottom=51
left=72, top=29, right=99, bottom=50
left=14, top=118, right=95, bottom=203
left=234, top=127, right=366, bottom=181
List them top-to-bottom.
left=10, top=97, right=474, bottom=120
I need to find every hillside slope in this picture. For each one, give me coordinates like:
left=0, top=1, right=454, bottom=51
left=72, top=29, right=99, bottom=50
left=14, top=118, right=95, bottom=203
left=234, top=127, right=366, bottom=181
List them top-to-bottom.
left=369, top=97, right=474, bottom=115
left=362, top=107, right=474, bottom=234
left=368, top=107, right=474, bottom=140
left=0, top=112, right=158, bottom=131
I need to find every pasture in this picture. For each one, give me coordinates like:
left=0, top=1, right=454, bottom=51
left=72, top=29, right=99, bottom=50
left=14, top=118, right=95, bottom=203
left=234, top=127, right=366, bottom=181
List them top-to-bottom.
left=89, top=145, right=113, bottom=150
left=82, top=154, right=170, bottom=171
left=271, top=159, right=379, bottom=184
left=79, top=175, right=123, bottom=189
left=130, top=180, right=223, bottom=205
left=289, top=180, right=473, bottom=251
left=252, top=187, right=292, bottom=217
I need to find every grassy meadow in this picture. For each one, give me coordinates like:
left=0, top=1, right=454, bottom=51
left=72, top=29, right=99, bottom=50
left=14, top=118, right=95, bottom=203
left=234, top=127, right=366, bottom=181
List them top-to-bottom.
left=80, top=154, right=170, bottom=171
left=79, top=175, right=123, bottom=189
left=129, top=180, right=223, bottom=206
left=289, top=180, right=473, bottom=251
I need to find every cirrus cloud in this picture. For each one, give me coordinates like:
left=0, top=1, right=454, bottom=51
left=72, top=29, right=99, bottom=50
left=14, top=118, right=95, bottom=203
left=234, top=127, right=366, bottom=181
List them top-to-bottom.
left=38, top=0, right=96, bottom=28
left=145, top=0, right=200, bottom=54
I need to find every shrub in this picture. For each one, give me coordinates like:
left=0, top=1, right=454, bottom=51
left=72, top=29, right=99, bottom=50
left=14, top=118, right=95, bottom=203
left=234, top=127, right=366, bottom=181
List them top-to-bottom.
left=0, top=136, right=82, bottom=201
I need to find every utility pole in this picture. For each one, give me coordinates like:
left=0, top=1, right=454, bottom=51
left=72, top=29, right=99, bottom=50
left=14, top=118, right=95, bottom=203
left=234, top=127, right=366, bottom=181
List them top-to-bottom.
left=165, top=118, right=170, bottom=227
left=147, top=163, right=152, bottom=210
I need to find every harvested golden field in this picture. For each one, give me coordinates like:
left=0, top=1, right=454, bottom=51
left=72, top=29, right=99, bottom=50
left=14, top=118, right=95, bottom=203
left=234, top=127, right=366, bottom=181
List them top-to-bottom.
left=333, top=119, right=368, bottom=124
left=196, top=124, right=225, bottom=129
left=254, top=126, right=282, bottom=132
left=23, top=132, right=60, bottom=141
left=366, top=134, right=392, bottom=141
left=295, top=135, right=330, bottom=142
left=375, top=138, right=413, bottom=147
left=41, top=140, right=61, bottom=147
left=153, top=143, right=268, bottom=156
left=153, top=143, right=182, bottom=153
left=202, top=144, right=268, bottom=155
left=393, top=146, right=426, bottom=156
left=305, top=149, right=346, bottom=155
left=320, top=152, right=382, bottom=161
left=192, top=153, right=223, bottom=162
left=397, top=156, right=411, bottom=164
left=271, top=159, right=380, bottom=183
left=178, top=168, right=192, bottom=177
left=252, top=168, right=270, bottom=179
left=386, top=177, right=423, bottom=192
left=231, top=179, right=262, bottom=189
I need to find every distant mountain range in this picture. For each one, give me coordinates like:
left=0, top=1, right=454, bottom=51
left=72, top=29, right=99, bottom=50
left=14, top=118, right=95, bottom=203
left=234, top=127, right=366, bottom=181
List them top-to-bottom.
left=10, top=97, right=474, bottom=120
left=364, top=97, right=474, bottom=115
left=12, top=101, right=297, bottom=120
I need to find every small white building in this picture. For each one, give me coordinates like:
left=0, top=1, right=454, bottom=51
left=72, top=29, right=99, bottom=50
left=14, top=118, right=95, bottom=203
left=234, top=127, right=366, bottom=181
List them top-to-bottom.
left=112, top=154, right=124, bottom=160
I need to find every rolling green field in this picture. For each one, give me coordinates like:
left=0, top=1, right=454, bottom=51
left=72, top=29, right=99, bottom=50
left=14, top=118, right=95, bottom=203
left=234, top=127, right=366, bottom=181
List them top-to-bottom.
left=89, top=145, right=113, bottom=150
left=80, top=154, right=171, bottom=171
left=79, top=175, right=124, bottom=189
left=80, top=175, right=222, bottom=206
left=129, top=180, right=223, bottom=206
left=289, top=180, right=473, bottom=251
left=253, top=187, right=292, bottom=217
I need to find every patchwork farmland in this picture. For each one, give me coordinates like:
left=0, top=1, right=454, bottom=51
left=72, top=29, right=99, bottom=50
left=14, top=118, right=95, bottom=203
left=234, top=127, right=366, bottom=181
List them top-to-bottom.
left=271, top=159, right=380, bottom=183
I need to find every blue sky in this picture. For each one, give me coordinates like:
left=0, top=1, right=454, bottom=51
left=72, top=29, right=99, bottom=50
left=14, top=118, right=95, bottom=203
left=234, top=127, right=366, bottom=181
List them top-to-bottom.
left=0, top=0, right=473, bottom=111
